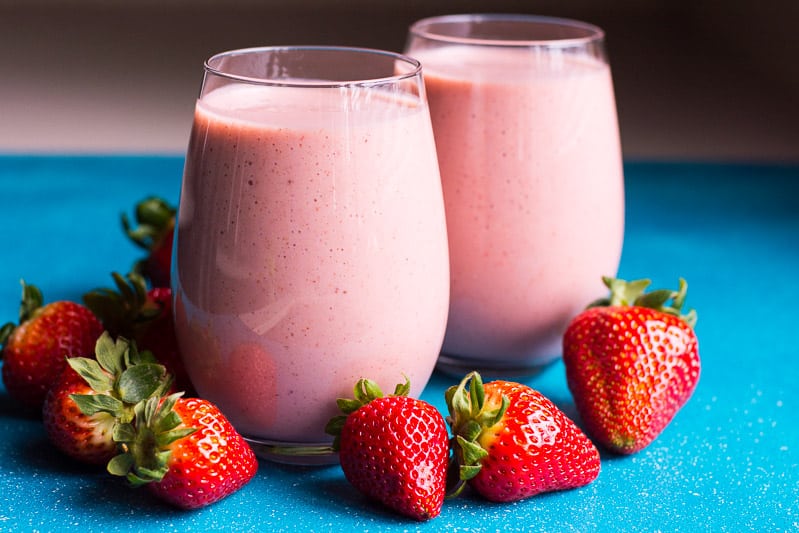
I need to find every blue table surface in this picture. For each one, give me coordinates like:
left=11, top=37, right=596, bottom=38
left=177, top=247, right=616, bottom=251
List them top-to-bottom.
left=0, top=155, right=797, bottom=532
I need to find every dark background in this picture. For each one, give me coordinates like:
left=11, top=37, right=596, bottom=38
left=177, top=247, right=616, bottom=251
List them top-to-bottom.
left=2, top=0, right=797, bottom=161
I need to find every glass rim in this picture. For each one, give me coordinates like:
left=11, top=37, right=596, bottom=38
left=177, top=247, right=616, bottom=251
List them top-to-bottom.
left=408, top=13, right=605, bottom=47
left=203, top=45, right=423, bottom=88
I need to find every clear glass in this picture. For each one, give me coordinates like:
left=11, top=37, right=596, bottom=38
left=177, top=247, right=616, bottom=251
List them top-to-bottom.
left=405, top=14, right=625, bottom=376
left=172, top=46, right=450, bottom=464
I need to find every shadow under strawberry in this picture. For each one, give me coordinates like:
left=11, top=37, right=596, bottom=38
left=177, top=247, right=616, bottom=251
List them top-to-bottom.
left=0, top=390, right=42, bottom=420
left=14, top=432, right=92, bottom=476
left=267, top=462, right=417, bottom=522
left=73, top=476, right=195, bottom=515
left=314, top=476, right=426, bottom=522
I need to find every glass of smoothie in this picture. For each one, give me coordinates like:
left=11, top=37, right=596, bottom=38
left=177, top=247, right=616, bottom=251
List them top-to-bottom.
left=405, top=14, right=625, bottom=375
left=172, top=46, right=450, bottom=464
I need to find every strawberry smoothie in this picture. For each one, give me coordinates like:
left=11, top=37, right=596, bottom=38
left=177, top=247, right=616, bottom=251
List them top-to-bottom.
left=407, top=17, right=625, bottom=373
left=172, top=51, right=449, bottom=460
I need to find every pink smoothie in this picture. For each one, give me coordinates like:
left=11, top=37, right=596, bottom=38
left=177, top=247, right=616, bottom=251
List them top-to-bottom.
left=413, top=45, right=625, bottom=368
left=173, top=83, right=449, bottom=443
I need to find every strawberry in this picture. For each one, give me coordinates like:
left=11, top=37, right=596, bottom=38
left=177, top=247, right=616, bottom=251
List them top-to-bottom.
left=122, top=196, right=176, bottom=288
left=84, top=272, right=193, bottom=395
left=562, top=276, right=701, bottom=455
left=1, top=282, right=104, bottom=409
left=42, top=332, right=171, bottom=465
left=44, top=365, right=117, bottom=465
left=446, top=372, right=600, bottom=503
left=325, top=378, right=449, bottom=521
left=108, top=393, right=258, bottom=509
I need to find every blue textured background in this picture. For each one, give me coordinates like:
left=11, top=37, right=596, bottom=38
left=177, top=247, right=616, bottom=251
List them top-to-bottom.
left=0, top=156, right=797, bottom=531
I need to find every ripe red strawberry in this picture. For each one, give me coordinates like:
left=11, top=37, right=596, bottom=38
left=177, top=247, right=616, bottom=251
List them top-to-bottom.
left=122, top=196, right=175, bottom=288
left=84, top=272, right=193, bottom=395
left=562, top=276, right=701, bottom=455
left=1, top=282, right=104, bottom=409
left=42, top=332, right=171, bottom=465
left=446, top=372, right=600, bottom=503
left=325, top=378, right=449, bottom=521
left=108, top=393, right=258, bottom=509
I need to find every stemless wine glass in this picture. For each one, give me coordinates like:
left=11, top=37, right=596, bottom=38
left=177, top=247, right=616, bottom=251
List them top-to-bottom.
left=405, top=14, right=625, bottom=376
left=172, top=46, right=450, bottom=464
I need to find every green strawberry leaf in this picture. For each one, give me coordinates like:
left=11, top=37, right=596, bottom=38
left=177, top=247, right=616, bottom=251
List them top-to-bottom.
left=122, top=197, right=176, bottom=251
left=112, top=272, right=138, bottom=307
left=601, top=276, right=650, bottom=307
left=672, top=278, right=688, bottom=309
left=18, top=280, right=44, bottom=323
left=635, top=288, right=673, bottom=309
left=82, top=289, right=123, bottom=331
left=683, top=308, right=698, bottom=328
left=0, top=322, right=14, bottom=350
left=94, top=332, right=126, bottom=376
left=132, top=348, right=159, bottom=366
left=67, top=357, right=114, bottom=392
left=117, top=363, right=168, bottom=403
left=469, top=372, right=485, bottom=417
left=392, top=376, right=411, bottom=397
left=355, top=378, right=383, bottom=403
left=446, top=383, right=471, bottom=422
left=444, top=385, right=458, bottom=411
left=70, top=393, right=124, bottom=416
left=155, top=393, right=180, bottom=420
left=136, top=395, right=156, bottom=427
left=479, top=395, right=509, bottom=428
left=336, top=398, right=363, bottom=414
left=154, top=410, right=183, bottom=435
left=324, top=415, right=347, bottom=435
left=460, top=420, right=483, bottom=442
left=113, top=422, right=136, bottom=443
left=155, top=427, right=196, bottom=448
left=456, top=436, right=488, bottom=470
left=107, top=452, right=135, bottom=476
left=130, top=464, right=167, bottom=485
left=459, top=464, right=482, bottom=481
left=125, top=470, right=153, bottom=487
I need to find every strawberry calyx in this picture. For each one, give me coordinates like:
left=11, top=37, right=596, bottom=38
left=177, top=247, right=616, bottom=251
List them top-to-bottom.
left=122, top=197, right=176, bottom=253
left=122, top=197, right=176, bottom=287
left=83, top=272, right=161, bottom=340
left=84, top=272, right=195, bottom=395
left=588, top=276, right=697, bottom=327
left=0, top=280, right=44, bottom=350
left=67, top=331, right=172, bottom=425
left=444, top=371, right=509, bottom=498
left=324, top=376, right=412, bottom=451
left=107, top=392, right=196, bottom=486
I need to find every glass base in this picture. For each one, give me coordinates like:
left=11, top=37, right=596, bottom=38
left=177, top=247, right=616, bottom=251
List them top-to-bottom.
left=435, top=352, right=560, bottom=380
left=244, top=436, right=339, bottom=466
